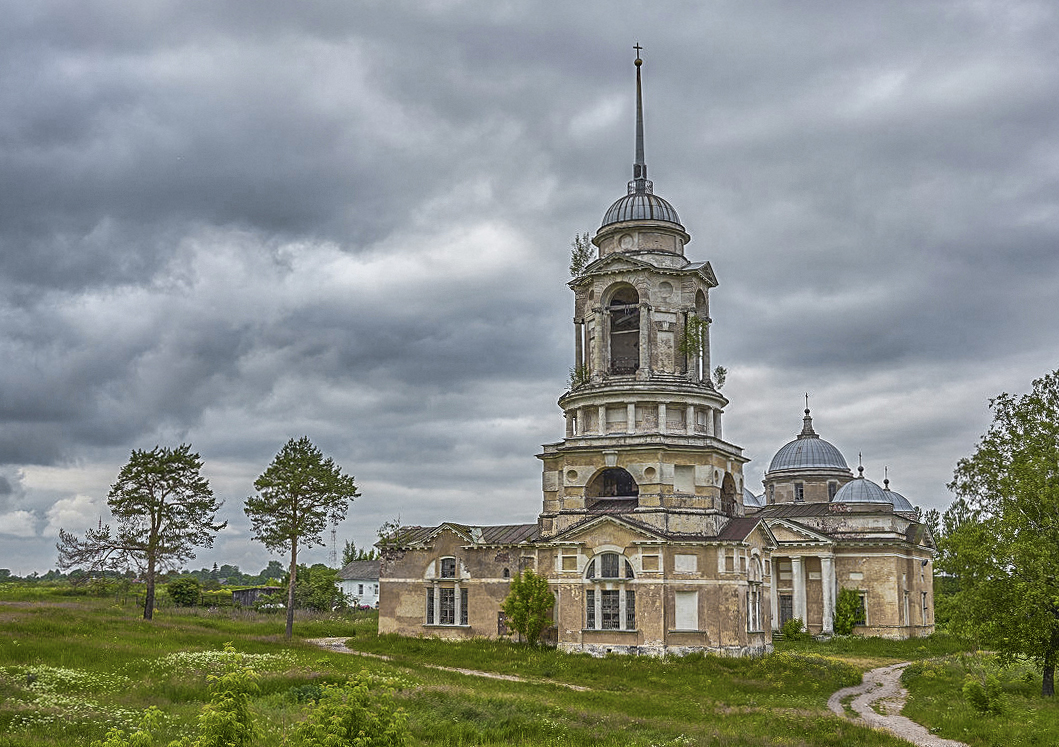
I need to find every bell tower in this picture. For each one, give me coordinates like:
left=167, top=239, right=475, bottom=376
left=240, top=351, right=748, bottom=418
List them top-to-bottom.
left=538, top=50, right=747, bottom=540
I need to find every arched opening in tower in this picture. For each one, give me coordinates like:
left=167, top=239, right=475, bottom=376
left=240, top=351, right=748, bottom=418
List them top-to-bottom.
left=608, top=286, right=639, bottom=374
left=585, top=468, right=640, bottom=505
left=721, top=472, right=738, bottom=516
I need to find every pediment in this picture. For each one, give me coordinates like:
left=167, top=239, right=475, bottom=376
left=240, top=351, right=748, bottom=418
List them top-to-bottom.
left=578, top=253, right=655, bottom=277
left=764, top=519, right=834, bottom=545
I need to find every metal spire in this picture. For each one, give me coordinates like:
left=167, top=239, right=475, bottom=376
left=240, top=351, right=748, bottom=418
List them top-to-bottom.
left=630, top=44, right=652, bottom=196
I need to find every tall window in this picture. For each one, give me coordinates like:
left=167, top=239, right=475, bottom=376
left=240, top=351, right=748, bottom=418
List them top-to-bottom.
left=608, top=286, right=639, bottom=375
left=827, top=481, right=838, bottom=501
left=794, top=482, right=804, bottom=502
left=584, top=552, right=636, bottom=631
left=425, top=557, right=467, bottom=626
left=747, top=557, right=763, bottom=632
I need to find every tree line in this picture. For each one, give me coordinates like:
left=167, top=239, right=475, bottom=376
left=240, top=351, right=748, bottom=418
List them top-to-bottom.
left=57, top=436, right=359, bottom=640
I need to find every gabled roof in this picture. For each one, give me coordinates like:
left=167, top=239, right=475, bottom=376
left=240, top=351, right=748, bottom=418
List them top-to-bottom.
left=546, top=513, right=670, bottom=544
left=379, top=522, right=539, bottom=549
left=338, top=559, right=380, bottom=581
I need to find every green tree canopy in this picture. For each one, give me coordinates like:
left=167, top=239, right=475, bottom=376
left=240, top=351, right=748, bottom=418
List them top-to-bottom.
left=941, top=368, right=1059, bottom=696
left=244, top=436, right=359, bottom=639
left=57, top=444, right=225, bottom=620
left=342, top=539, right=378, bottom=565
left=501, top=569, right=555, bottom=645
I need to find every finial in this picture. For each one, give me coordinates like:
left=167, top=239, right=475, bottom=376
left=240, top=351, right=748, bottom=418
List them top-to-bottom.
left=630, top=44, right=651, bottom=195
left=805, top=392, right=810, bottom=411
left=799, top=400, right=817, bottom=437
left=884, top=466, right=889, bottom=488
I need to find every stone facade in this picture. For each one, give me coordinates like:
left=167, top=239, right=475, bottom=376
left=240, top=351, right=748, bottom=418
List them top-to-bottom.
left=376, top=53, right=934, bottom=654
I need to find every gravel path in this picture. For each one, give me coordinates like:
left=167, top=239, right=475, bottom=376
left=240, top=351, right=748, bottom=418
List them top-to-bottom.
left=308, top=637, right=589, bottom=691
left=827, top=662, right=967, bottom=747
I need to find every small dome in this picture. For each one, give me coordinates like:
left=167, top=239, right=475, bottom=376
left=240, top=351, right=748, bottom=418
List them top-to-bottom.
left=602, top=191, right=682, bottom=228
left=767, top=410, right=850, bottom=473
left=833, top=475, right=890, bottom=504
left=883, top=480, right=916, bottom=512
left=743, top=487, right=764, bottom=508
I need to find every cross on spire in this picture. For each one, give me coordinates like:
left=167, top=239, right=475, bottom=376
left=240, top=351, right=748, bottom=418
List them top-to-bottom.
left=634, top=42, right=643, bottom=60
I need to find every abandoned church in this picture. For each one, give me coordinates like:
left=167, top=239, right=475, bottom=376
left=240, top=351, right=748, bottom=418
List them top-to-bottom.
left=377, top=53, right=936, bottom=656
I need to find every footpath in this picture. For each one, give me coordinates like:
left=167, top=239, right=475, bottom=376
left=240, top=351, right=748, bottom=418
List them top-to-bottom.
left=827, top=662, right=967, bottom=747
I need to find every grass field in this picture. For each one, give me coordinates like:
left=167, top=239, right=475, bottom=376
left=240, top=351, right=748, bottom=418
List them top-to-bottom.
left=0, top=586, right=1055, bottom=746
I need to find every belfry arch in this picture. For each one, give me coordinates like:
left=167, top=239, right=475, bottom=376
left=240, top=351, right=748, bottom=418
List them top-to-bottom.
left=607, top=284, right=639, bottom=375
left=586, top=467, right=639, bottom=502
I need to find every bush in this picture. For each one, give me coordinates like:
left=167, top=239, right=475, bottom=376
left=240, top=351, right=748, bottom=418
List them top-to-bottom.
left=501, top=569, right=555, bottom=645
left=167, top=577, right=202, bottom=607
left=833, top=588, right=863, bottom=636
left=781, top=617, right=810, bottom=641
left=172, top=644, right=259, bottom=747
left=288, top=671, right=408, bottom=746
left=963, top=673, right=1005, bottom=715
left=91, top=707, right=163, bottom=747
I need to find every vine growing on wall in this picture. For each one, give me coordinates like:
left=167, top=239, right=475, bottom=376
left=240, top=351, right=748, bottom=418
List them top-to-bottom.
left=567, top=364, right=589, bottom=390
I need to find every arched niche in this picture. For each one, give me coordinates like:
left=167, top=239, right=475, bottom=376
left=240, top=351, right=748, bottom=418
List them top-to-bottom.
left=606, top=284, right=639, bottom=375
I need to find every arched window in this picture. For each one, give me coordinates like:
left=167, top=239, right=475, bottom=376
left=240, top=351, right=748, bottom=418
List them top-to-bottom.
left=608, top=286, right=639, bottom=374
left=585, top=468, right=639, bottom=501
left=584, top=552, right=636, bottom=631
left=424, top=556, right=467, bottom=627
left=747, top=556, right=764, bottom=633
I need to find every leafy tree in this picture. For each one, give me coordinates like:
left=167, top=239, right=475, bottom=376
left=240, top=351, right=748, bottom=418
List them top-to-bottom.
left=569, top=232, right=594, bottom=277
left=942, top=369, right=1059, bottom=696
left=244, top=436, right=359, bottom=639
left=57, top=444, right=225, bottom=620
left=342, top=539, right=378, bottom=565
left=256, top=560, right=286, bottom=584
left=293, top=563, right=346, bottom=611
left=501, top=569, right=555, bottom=645
left=167, top=576, right=202, bottom=607
left=833, top=587, right=864, bottom=636
left=291, top=671, right=408, bottom=747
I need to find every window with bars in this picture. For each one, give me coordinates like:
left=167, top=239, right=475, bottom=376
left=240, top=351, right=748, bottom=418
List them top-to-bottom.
left=584, top=552, right=636, bottom=631
left=440, top=557, right=456, bottom=578
left=439, top=588, right=455, bottom=625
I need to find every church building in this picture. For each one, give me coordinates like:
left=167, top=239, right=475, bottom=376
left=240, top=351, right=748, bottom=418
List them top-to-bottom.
left=377, top=53, right=935, bottom=655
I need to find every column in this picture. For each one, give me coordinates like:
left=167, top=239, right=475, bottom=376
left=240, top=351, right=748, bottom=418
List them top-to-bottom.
left=638, top=303, right=651, bottom=375
left=592, top=308, right=605, bottom=379
left=702, top=316, right=712, bottom=378
left=574, top=320, right=583, bottom=370
left=627, top=403, right=636, bottom=432
left=658, top=403, right=667, bottom=434
left=685, top=404, right=695, bottom=434
left=598, top=405, right=607, bottom=435
left=575, top=407, right=584, bottom=436
left=704, top=407, right=714, bottom=437
left=821, top=554, right=836, bottom=635
left=791, top=555, right=807, bottom=625
left=770, top=559, right=779, bottom=631
left=454, top=580, right=462, bottom=625
left=433, top=584, right=441, bottom=625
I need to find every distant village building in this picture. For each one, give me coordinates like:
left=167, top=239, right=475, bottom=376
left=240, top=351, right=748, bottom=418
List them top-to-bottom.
left=377, top=53, right=935, bottom=655
left=338, top=559, right=380, bottom=608
left=231, top=586, right=282, bottom=607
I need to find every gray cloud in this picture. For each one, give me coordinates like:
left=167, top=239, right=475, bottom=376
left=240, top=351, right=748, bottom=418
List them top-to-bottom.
left=1, top=0, right=1057, bottom=573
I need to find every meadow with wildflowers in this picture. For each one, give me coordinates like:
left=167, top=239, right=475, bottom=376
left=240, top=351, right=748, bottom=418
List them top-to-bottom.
left=0, top=584, right=1052, bottom=746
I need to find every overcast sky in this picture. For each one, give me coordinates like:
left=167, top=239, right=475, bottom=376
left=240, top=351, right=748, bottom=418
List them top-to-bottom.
left=1, top=1, right=1057, bottom=576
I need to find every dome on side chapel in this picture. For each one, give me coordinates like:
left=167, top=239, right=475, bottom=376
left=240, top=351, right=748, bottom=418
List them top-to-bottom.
left=767, top=410, right=850, bottom=473
left=832, top=474, right=890, bottom=504
left=743, top=487, right=765, bottom=508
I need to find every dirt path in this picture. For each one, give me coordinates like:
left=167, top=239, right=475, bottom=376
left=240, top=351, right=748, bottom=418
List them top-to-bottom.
left=308, top=637, right=589, bottom=691
left=827, top=662, right=966, bottom=747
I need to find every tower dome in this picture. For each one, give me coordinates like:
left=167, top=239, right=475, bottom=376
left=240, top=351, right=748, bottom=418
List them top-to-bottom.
left=598, top=50, right=684, bottom=232
left=767, top=409, right=849, bottom=473
left=832, top=468, right=890, bottom=504
left=883, top=478, right=916, bottom=513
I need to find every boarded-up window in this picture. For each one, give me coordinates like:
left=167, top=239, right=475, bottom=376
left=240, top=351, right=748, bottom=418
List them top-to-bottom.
left=674, top=465, right=695, bottom=493
left=561, top=554, right=578, bottom=571
left=674, top=554, right=697, bottom=572
left=641, top=555, right=660, bottom=571
left=675, top=591, right=697, bottom=630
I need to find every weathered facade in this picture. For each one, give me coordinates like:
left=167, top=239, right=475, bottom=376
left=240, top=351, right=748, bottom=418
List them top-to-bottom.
left=377, top=53, right=934, bottom=654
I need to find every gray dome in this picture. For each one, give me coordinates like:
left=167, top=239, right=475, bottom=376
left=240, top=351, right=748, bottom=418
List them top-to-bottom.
left=602, top=191, right=682, bottom=228
left=767, top=410, right=849, bottom=473
left=833, top=474, right=890, bottom=504
left=883, top=482, right=916, bottom=512
left=743, top=487, right=765, bottom=508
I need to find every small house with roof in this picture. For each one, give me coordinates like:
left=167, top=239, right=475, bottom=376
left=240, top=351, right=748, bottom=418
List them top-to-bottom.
left=338, top=559, right=381, bottom=608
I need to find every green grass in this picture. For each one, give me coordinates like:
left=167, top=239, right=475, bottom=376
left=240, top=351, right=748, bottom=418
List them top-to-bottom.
left=0, top=587, right=1040, bottom=746
left=901, top=653, right=1059, bottom=747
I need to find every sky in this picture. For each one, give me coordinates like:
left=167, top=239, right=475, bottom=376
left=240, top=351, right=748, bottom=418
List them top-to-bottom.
left=1, top=0, right=1058, bottom=576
